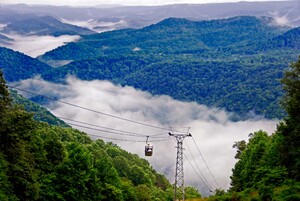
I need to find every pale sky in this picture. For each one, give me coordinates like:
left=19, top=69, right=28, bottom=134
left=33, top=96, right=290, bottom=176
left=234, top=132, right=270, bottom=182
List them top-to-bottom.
left=0, top=0, right=288, bottom=6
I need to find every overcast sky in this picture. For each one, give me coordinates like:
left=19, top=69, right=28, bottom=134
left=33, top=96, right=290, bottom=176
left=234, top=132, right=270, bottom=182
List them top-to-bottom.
left=1, top=0, right=287, bottom=6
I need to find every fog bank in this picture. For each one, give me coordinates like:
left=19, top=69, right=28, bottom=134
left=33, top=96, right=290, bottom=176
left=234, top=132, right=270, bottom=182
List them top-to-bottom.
left=15, top=76, right=279, bottom=195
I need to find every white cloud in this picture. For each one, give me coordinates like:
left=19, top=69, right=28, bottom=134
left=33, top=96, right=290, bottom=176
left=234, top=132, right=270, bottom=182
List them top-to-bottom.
left=269, top=8, right=300, bottom=27
left=61, top=18, right=127, bottom=33
left=0, top=23, right=7, bottom=31
left=1, top=34, right=80, bottom=57
left=133, top=47, right=141, bottom=51
left=14, top=76, right=279, bottom=195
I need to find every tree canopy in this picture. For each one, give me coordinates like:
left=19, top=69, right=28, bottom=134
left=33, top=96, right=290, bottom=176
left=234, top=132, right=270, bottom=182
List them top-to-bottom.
left=211, top=56, right=300, bottom=201
left=0, top=69, right=188, bottom=200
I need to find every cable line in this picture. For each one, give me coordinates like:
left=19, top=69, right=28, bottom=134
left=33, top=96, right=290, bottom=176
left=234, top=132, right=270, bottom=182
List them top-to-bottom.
left=8, top=85, right=172, bottom=131
left=58, top=116, right=167, bottom=137
left=67, top=122, right=171, bottom=139
left=68, top=123, right=170, bottom=142
left=83, top=131, right=172, bottom=143
left=87, top=133, right=148, bottom=142
left=191, top=136, right=220, bottom=189
left=186, top=141, right=214, bottom=190
left=183, top=153, right=213, bottom=192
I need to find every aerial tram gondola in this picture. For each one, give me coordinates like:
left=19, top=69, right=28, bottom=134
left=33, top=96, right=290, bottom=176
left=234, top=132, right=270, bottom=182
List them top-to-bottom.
left=145, top=136, right=153, bottom=156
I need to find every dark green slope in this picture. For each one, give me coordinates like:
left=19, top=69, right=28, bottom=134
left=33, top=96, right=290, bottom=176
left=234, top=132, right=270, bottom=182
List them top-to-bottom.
left=2, top=15, right=96, bottom=36
left=38, top=16, right=300, bottom=119
left=40, top=16, right=286, bottom=61
left=273, top=26, right=300, bottom=49
left=0, top=46, right=52, bottom=82
left=42, top=52, right=293, bottom=119
left=1, top=71, right=197, bottom=200
left=10, top=89, right=68, bottom=127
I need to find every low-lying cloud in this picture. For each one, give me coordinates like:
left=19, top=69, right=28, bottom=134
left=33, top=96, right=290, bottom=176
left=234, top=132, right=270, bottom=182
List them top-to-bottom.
left=269, top=2, right=300, bottom=28
left=61, top=18, right=127, bottom=33
left=1, top=34, right=80, bottom=57
left=15, top=76, right=278, bottom=195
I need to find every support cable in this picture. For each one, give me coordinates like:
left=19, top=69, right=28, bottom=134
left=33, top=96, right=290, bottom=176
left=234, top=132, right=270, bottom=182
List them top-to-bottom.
left=8, top=85, right=173, bottom=131
left=59, top=116, right=167, bottom=137
left=67, top=122, right=171, bottom=140
left=87, top=133, right=171, bottom=142
left=191, top=136, right=220, bottom=189
left=185, top=141, right=214, bottom=190
left=183, top=153, right=214, bottom=192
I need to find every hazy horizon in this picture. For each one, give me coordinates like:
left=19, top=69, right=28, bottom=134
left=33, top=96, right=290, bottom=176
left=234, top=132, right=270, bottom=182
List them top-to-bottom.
left=0, top=0, right=291, bottom=7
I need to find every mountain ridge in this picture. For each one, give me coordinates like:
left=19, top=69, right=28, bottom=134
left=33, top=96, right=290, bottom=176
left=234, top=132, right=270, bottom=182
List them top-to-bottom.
left=1, top=15, right=96, bottom=36
left=1, top=16, right=300, bottom=119
left=0, top=46, right=52, bottom=82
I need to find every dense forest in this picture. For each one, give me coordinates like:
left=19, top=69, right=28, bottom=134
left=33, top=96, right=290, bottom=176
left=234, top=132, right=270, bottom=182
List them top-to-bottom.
left=1, top=14, right=300, bottom=200
left=37, top=16, right=300, bottom=119
left=1, top=17, right=300, bottom=119
left=0, top=47, right=52, bottom=82
left=1, top=56, right=299, bottom=200
left=207, top=57, right=300, bottom=201
left=0, top=70, right=201, bottom=200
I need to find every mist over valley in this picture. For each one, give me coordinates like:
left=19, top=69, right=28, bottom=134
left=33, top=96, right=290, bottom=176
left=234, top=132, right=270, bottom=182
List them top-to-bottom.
left=0, top=1, right=300, bottom=199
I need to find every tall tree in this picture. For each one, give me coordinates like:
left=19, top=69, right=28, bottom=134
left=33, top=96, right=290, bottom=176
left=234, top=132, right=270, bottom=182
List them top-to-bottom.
left=278, top=56, right=300, bottom=180
left=0, top=70, right=11, bottom=114
left=0, top=70, right=40, bottom=200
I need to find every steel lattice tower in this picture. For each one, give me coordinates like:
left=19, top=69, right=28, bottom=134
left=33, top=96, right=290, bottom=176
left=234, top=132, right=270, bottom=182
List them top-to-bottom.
left=169, top=131, right=191, bottom=201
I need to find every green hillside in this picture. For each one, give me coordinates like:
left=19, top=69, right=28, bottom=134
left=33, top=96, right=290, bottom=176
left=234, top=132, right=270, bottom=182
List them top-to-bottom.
left=1, top=15, right=95, bottom=36
left=1, top=16, right=300, bottom=119
left=39, top=16, right=300, bottom=119
left=41, top=16, right=287, bottom=61
left=0, top=47, right=52, bottom=82
left=208, top=56, right=300, bottom=201
left=0, top=70, right=203, bottom=200
left=10, top=89, right=69, bottom=127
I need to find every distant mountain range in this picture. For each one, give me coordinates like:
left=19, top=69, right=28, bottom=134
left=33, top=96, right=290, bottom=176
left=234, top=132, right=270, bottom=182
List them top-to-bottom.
left=1, top=1, right=300, bottom=32
left=0, top=15, right=95, bottom=37
left=1, top=16, right=299, bottom=119
left=0, top=33, right=13, bottom=44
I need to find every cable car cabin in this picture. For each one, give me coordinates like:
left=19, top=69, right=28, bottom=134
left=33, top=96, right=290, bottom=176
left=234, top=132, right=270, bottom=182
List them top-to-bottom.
left=145, top=144, right=153, bottom=156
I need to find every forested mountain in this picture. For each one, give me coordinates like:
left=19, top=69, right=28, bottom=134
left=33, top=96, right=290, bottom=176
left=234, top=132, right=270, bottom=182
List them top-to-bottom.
left=2, top=1, right=300, bottom=30
left=0, top=2, right=299, bottom=199
left=1, top=15, right=95, bottom=36
left=38, top=16, right=300, bottom=119
left=41, top=16, right=288, bottom=61
left=1, top=17, right=299, bottom=118
left=0, top=47, right=52, bottom=82
left=209, top=56, right=300, bottom=201
left=1, top=70, right=203, bottom=200
left=10, top=89, right=68, bottom=127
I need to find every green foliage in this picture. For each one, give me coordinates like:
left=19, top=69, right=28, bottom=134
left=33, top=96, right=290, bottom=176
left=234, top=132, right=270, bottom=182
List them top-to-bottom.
left=3, top=15, right=95, bottom=36
left=2, top=17, right=300, bottom=119
left=37, top=17, right=300, bottom=119
left=0, top=47, right=52, bottom=82
left=278, top=56, right=300, bottom=180
left=226, top=57, right=300, bottom=200
left=0, top=70, right=11, bottom=111
left=0, top=71, right=175, bottom=200
left=10, top=90, right=69, bottom=127
left=230, top=130, right=272, bottom=191
left=0, top=152, right=17, bottom=201
left=135, top=184, right=151, bottom=201
left=185, top=186, right=202, bottom=199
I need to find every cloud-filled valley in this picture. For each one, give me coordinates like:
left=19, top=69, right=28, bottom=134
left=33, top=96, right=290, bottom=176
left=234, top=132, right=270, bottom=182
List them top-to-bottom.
left=0, top=34, right=80, bottom=57
left=14, top=76, right=279, bottom=195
